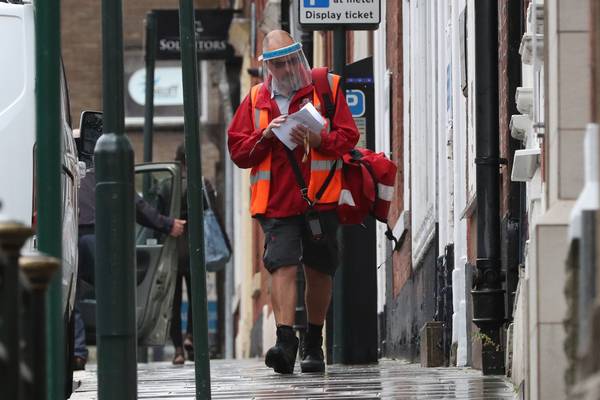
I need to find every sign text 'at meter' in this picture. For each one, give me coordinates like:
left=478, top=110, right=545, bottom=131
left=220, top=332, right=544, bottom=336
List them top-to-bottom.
left=299, top=0, right=381, bottom=30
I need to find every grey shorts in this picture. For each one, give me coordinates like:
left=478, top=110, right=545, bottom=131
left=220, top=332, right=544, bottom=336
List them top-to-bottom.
left=257, top=211, right=339, bottom=276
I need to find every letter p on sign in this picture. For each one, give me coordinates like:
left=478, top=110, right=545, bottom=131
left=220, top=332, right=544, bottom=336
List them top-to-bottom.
left=304, top=0, right=330, bottom=7
left=346, top=90, right=366, bottom=117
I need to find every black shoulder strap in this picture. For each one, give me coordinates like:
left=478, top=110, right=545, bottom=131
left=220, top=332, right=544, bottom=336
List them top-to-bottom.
left=312, top=67, right=336, bottom=120
left=284, top=147, right=338, bottom=207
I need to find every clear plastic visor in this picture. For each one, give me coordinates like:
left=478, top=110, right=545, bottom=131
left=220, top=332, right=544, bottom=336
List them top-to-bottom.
left=260, top=44, right=312, bottom=96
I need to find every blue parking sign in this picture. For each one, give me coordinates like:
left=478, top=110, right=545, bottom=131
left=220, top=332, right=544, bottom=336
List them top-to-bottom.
left=304, top=0, right=329, bottom=7
left=346, top=90, right=365, bottom=117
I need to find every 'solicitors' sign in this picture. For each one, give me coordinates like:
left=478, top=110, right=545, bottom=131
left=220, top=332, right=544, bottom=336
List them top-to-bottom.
left=299, top=0, right=380, bottom=30
left=153, top=9, right=234, bottom=60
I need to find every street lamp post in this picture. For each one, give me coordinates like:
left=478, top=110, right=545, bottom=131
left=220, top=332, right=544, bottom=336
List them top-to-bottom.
left=95, top=0, right=137, bottom=398
left=33, top=1, right=63, bottom=398
left=178, top=2, right=212, bottom=399
left=143, top=12, right=157, bottom=164
left=332, top=27, right=346, bottom=365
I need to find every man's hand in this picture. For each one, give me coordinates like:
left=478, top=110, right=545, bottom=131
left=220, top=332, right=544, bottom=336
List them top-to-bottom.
left=263, top=115, right=287, bottom=139
left=290, top=125, right=321, bottom=148
left=169, top=219, right=186, bottom=237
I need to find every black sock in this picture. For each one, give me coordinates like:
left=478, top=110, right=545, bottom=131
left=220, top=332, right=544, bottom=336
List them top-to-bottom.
left=307, top=323, right=323, bottom=339
left=276, top=324, right=295, bottom=338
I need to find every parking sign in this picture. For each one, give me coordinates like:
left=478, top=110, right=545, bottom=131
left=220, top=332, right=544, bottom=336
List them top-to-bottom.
left=299, top=0, right=380, bottom=30
left=346, top=90, right=366, bottom=118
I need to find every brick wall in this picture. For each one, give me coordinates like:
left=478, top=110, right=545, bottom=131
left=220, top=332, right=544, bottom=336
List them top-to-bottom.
left=61, top=0, right=223, bottom=178
left=61, top=0, right=103, bottom=123
left=386, top=0, right=411, bottom=297
left=592, top=0, right=600, bottom=122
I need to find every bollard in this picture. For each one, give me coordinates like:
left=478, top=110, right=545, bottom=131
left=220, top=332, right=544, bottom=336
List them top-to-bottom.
left=0, top=220, right=34, bottom=400
left=20, top=253, right=60, bottom=400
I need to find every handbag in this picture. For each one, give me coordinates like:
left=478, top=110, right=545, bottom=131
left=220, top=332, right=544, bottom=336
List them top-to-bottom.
left=203, top=184, right=231, bottom=272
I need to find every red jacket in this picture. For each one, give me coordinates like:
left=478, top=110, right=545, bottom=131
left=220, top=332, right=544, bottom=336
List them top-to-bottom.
left=228, top=82, right=359, bottom=218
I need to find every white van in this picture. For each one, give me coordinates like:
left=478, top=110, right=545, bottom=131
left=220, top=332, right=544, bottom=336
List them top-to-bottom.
left=0, top=0, right=81, bottom=356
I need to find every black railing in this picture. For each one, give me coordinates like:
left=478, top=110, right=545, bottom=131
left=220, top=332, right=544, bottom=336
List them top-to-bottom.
left=0, top=219, right=59, bottom=400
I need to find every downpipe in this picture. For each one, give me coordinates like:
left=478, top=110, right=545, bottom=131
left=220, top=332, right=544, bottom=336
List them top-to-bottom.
left=471, top=0, right=506, bottom=375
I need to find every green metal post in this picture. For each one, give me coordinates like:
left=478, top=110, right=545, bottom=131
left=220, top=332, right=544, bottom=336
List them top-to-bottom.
left=96, top=0, right=137, bottom=399
left=34, top=1, right=63, bottom=398
left=178, top=2, right=211, bottom=399
left=142, top=11, right=157, bottom=207
left=143, top=12, right=157, bottom=163
left=332, top=27, right=346, bottom=365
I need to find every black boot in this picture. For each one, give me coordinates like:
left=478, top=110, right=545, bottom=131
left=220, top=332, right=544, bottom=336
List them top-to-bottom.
left=300, top=324, right=325, bottom=373
left=265, top=325, right=298, bottom=374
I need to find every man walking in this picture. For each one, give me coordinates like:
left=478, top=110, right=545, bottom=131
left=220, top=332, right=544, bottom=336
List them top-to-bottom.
left=227, top=30, right=359, bottom=374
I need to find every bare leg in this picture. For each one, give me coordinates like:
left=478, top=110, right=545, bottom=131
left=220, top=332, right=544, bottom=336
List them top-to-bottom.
left=266, top=265, right=299, bottom=374
left=270, top=265, right=298, bottom=326
left=303, top=266, right=332, bottom=325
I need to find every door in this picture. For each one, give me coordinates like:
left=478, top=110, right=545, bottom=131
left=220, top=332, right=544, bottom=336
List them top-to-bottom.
left=60, top=63, right=80, bottom=320
left=134, top=162, right=181, bottom=345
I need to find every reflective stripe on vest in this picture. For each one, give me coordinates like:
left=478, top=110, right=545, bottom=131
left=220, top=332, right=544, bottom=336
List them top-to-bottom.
left=249, top=76, right=342, bottom=215
left=249, top=84, right=272, bottom=215
left=311, top=159, right=342, bottom=172
left=250, top=170, right=271, bottom=185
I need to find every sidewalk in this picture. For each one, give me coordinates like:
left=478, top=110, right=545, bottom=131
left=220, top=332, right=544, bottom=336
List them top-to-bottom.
left=70, top=358, right=516, bottom=399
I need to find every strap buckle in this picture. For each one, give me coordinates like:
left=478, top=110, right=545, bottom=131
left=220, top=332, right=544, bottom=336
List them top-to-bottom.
left=300, top=188, right=313, bottom=206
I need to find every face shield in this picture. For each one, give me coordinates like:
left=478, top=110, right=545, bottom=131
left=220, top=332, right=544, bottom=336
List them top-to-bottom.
left=259, top=42, right=312, bottom=95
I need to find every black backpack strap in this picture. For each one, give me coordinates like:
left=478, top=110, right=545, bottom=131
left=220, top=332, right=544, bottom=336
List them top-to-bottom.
left=312, top=67, right=336, bottom=120
left=284, top=147, right=338, bottom=207
left=284, top=147, right=310, bottom=204
left=314, top=159, right=338, bottom=201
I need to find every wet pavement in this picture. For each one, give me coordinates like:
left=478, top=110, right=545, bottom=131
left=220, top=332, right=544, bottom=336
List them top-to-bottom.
left=70, top=358, right=517, bottom=399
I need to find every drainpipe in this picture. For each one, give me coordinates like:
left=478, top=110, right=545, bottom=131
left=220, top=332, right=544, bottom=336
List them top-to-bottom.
left=471, top=0, right=506, bottom=375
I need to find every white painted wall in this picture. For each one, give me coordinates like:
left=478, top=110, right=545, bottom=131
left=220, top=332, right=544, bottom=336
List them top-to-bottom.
left=373, top=0, right=390, bottom=315
left=401, top=0, right=472, bottom=366
left=402, top=0, right=411, bottom=213
left=407, top=0, right=437, bottom=266
left=451, top=0, right=472, bottom=367
left=466, top=0, right=477, bottom=201
left=510, top=0, right=589, bottom=397
left=437, top=2, right=448, bottom=258
left=352, top=31, right=371, bottom=63
left=232, top=55, right=255, bottom=358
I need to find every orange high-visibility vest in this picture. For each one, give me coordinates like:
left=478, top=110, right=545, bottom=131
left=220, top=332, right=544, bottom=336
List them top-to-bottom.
left=249, top=74, right=343, bottom=216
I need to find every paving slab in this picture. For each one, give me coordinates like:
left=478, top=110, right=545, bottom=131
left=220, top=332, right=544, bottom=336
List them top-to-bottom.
left=69, top=358, right=517, bottom=399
